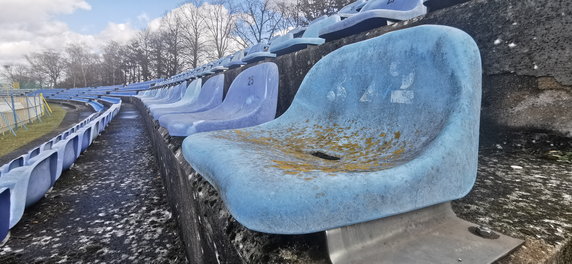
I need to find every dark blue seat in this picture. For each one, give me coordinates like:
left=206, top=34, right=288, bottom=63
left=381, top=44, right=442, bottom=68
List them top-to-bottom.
left=319, top=0, right=427, bottom=41
left=338, top=0, right=369, bottom=18
left=270, top=15, right=340, bottom=56
left=182, top=25, right=481, bottom=234
left=242, top=40, right=276, bottom=64
left=225, top=49, right=248, bottom=69
left=212, top=55, right=233, bottom=72
left=160, top=62, right=279, bottom=137
left=154, top=75, right=224, bottom=120
left=148, top=81, right=199, bottom=114
left=144, top=82, right=187, bottom=107
left=88, top=101, right=104, bottom=112
left=0, top=149, right=59, bottom=228
left=0, top=188, right=9, bottom=243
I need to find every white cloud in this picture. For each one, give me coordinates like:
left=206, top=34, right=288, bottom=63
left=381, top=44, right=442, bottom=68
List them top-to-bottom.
left=0, top=0, right=137, bottom=66
left=0, top=0, right=91, bottom=24
left=137, top=12, right=150, bottom=24
left=98, top=22, right=139, bottom=45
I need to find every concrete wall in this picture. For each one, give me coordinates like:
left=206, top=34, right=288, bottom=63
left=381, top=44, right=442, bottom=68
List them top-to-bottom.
left=218, top=0, right=572, bottom=139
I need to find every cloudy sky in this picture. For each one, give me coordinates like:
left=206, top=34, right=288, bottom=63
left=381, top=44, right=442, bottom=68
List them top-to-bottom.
left=0, top=0, right=184, bottom=66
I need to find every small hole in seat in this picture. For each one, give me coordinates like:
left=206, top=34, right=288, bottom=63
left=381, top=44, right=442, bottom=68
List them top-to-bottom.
left=311, top=151, right=341, bottom=161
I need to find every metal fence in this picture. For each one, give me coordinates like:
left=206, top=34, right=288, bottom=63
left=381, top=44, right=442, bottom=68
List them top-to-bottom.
left=0, top=95, right=46, bottom=135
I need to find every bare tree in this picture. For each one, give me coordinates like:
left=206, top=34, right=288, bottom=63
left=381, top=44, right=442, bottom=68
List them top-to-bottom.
left=233, top=0, right=288, bottom=48
left=297, top=0, right=351, bottom=23
left=179, top=1, right=208, bottom=68
left=201, top=1, right=237, bottom=59
left=160, top=10, right=186, bottom=76
left=25, top=49, right=66, bottom=88
left=2, top=64, right=42, bottom=89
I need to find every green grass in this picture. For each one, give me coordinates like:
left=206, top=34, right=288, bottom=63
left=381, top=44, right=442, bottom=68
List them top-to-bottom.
left=0, top=104, right=67, bottom=157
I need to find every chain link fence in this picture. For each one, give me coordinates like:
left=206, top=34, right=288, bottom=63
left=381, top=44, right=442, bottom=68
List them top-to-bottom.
left=0, top=94, right=46, bottom=135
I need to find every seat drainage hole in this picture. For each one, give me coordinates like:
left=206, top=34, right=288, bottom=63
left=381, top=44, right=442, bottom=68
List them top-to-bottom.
left=311, top=151, right=341, bottom=161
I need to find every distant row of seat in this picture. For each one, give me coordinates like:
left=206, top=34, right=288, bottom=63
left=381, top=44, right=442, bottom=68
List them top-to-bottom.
left=152, top=0, right=438, bottom=87
left=138, top=62, right=278, bottom=137
left=28, top=79, right=162, bottom=99
left=0, top=99, right=121, bottom=244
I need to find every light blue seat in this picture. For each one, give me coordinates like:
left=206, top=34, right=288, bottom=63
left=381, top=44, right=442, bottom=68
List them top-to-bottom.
left=319, top=0, right=427, bottom=41
left=338, top=0, right=369, bottom=18
left=270, top=15, right=341, bottom=56
left=182, top=25, right=482, bottom=234
left=242, top=40, right=276, bottom=64
left=225, top=49, right=248, bottom=69
left=212, top=55, right=233, bottom=72
left=161, top=62, right=279, bottom=137
left=154, top=75, right=224, bottom=120
left=149, top=80, right=200, bottom=115
left=145, top=82, right=187, bottom=107
left=141, top=88, right=169, bottom=104
left=100, top=96, right=121, bottom=104
left=88, top=101, right=104, bottom=112
left=76, top=125, right=93, bottom=154
left=52, top=133, right=79, bottom=180
left=41, top=139, right=53, bottom=151
left=26, top=147, right=41, bottom=162
left=0, top=149, right=58, bottom=227
left=2, top=157, right=24, bottom=174
left=0, top=188, right=9, bottom=242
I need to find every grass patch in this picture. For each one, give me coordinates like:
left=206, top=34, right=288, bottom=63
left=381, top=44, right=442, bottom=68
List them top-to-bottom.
left=0, top=104, right=67, bottom=157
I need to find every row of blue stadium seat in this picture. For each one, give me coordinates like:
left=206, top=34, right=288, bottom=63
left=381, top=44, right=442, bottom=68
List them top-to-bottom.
left=151, top=0, right=433, bottom=87
left=137, top=25, right=482, bottom=234
left=140, top=62, right=278, bottom=137
left=0, top=100, right=122, bottom=243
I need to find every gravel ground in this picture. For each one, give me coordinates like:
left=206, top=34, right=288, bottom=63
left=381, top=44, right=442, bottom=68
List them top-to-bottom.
left=0, top=103, right=187, bottom=263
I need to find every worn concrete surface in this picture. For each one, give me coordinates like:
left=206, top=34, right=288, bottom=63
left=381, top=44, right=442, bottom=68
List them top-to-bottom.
left=0, top=103, right=186, bottom=263
left=454, top=131, right=572, bottom=264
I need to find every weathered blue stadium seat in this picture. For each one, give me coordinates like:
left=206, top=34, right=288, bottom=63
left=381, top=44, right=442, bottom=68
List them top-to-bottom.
left=319, top=0, right=427, bottom=41
left=338, top=0, right=369, bottom=18
left=270, top=15, right=341, bottom=56
left=182, top=25, right=481, bottom=234
left=242, top=40, right=276, bottom=64
left=225, top=49, right=248, bottom=69
left=212, top=55, right=233, bottom=72
left=161, top=62, right=279, bottom=137
left=199, top=64, right=215, bottom=77
left=155, top=75, right=224, bottom=120
left=149, top=80, right=200, bottom=114
left=145, top=82, right=187, bottom=106
left=141, top=88, right=168, bottom=103
left=100, top=96, right=121, bottom=104
left=88, top=101, right=104, bottom=112
left=77, top=126, right=93, bottom=154
left=52, top=133, right=79, bottom=180
left=42, top=140, right=53, bottom=151
left=27, top=147, right=41, bottom=161
left=0, top=149, right=59, bottom=228
left=4, top=157, right=24, bottom=174
left=0, top=188, right=9, bottom=243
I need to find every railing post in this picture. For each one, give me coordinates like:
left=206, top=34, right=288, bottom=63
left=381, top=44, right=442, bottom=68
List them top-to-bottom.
left=10, top=84, right=17, bottom=129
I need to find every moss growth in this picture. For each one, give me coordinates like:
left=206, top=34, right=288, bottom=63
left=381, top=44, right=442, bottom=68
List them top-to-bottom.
left=0, top=104, right=66, bottom=157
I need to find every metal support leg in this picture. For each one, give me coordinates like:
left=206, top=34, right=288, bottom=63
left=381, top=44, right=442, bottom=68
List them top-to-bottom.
left=327, top=202, right=523, bottom=264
